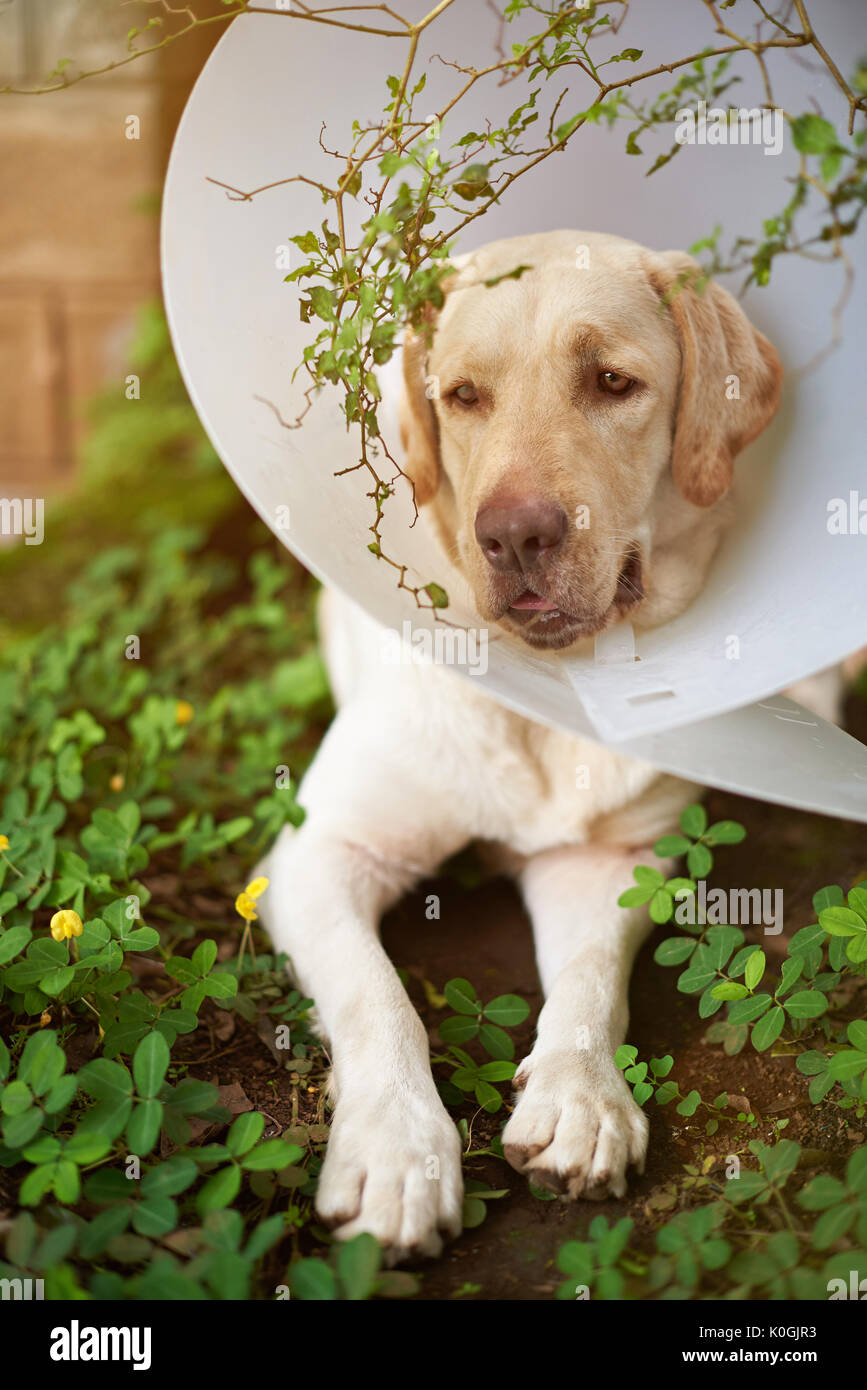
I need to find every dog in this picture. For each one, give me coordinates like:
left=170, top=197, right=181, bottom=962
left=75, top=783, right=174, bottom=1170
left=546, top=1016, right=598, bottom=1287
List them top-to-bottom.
left=257, top=229, right=784, bottom=1262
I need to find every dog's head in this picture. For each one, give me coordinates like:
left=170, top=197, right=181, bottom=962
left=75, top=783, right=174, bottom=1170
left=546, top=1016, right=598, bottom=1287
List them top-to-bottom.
left=399, top=230, right=782, bottom=650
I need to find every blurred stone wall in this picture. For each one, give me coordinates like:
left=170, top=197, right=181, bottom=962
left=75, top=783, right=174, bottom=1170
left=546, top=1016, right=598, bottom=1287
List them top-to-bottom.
left=0, top=0, right=224, bottom=493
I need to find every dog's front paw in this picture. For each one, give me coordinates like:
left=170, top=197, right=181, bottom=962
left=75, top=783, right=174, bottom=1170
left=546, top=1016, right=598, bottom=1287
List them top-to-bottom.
left=502, top=1050, right=648, bottom=1200
left=315, top=1089, right=464, bottom=1264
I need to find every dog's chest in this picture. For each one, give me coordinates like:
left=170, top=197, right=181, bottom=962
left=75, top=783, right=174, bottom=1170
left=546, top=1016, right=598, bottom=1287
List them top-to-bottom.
left=468, top=713, right=663, bottom=854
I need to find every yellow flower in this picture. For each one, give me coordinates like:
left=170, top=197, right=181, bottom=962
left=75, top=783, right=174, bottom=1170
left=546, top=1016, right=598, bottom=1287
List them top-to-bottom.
left=175, top=700, right=194, bottom=726
left=109, top=773, right=125, bottom=792
left=0, top=835, right=8, bottom=851
left=234, top=877, right=269, bottom=923
left=234, top=892, right=259, bottom=922
left=50, top=909, right=83, bottom=941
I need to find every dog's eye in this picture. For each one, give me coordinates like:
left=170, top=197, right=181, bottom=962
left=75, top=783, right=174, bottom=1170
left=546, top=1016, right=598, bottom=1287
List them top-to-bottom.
left=598, top=369, right=633, bottom=396
left=453, top=382, right=479, bottom=405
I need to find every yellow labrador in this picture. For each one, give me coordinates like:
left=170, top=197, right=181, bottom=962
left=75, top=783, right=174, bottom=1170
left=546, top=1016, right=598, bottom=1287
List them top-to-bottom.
left=258, top=230, right=783, bottom=1262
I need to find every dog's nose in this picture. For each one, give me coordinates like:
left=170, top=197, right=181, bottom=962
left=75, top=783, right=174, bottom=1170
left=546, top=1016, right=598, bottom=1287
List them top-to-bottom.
left=474, top=499, right=568, bottom=573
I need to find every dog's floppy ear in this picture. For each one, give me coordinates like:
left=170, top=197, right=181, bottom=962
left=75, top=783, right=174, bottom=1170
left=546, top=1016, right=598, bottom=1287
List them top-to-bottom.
left=647, top=251, right=783, bottom=508
left=397, top=258, right=469, bottom=506
left=398, top=316, right=441, bottom=506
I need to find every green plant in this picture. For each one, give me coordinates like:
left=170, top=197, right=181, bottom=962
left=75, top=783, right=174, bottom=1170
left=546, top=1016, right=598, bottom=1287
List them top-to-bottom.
left=0, top=306, right=333, bottom=1299
left=431, top=976, right=530, bottom=1112
left=614, top=1045, right=730, bottom=1134
left=556, top=1216, right=634, bottom=1300
left=288, top=1231, right=417, bottom=1301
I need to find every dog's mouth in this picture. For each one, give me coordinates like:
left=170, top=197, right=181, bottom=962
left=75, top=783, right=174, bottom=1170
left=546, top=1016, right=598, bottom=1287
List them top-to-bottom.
left=499, top=550, right=644, bottom=651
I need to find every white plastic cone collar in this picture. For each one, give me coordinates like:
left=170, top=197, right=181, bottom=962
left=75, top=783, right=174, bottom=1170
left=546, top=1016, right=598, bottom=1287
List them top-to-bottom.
left=161, top=1, right=867, bottom=822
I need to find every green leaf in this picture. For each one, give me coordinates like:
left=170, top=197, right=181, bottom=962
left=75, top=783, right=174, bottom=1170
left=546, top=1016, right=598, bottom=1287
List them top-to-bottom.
left=790, top=113, right=838, bottom=155
left=423, top=582, right=449, bottom=610
left=679, top=805, right=707, bottom=838
left=703, top=820, right=746, bottom=846
left=653, top=835, right=691, bottom=857
left=686, top=843, right=713, bottom=878
left=633, top=865, right=665, bottom=888
left=812, top=885, right=844, bottom=915
left=847, top=885, right=867, bottom=920
left=618, top=886, right=653, bottom=908
left=648, top=889, right=674, bottom=924
left=819, top=906, right=865, bottom=937
left=789, top=922, right=826, bottom=956
left=0, top=926, right=32, bottom=963
left=704, top=926, right=744, bottom=970
left=846, top=933, right=867, bottom=964
left=653, top=937, right=696, bottom=966
left=192, top=938, right=217, bottom=976
left=744, top=950, right=765, bottom=991
left=776, top=955, right=804, bottom=997
left=677, top=963, right=717, bottom=994
left=39, top=966, right=75, bottom=997
left=200, top=972, right=237, bottom=1000
left=443, top=978, right=479, bottom=1016
left=711, top=981, right=748, bottom=1000
left=783, top=991, right=828, bottom=1019
left=728, top=993, right=772, bottom=1024
left=483, top=994, right=529, bottom=1027
left=752, top=1005, right=785, bottom=1051
left=438, top=1015, right=479, bottom=1045
left=847, top=1020, right=867, bottom=1051
left=478, top=1023, right=514, bottom=1060
left=132, top=1031, right=170, bottom=1099
left=796, top=1049, right=829, bottom=1077
left=827, top=1050, right=867, bottom=1081
left=650, top=1055, right=674, bottom=1077
left=78, top=1058, right=133, bottom=1103
left=476, top=1060, right=516, bottom=1083
left=43, top=1074, right=77, bottom=1115
left=2, top=1079, right=33, bottom=1115
left=474, top=1079, right=502, bottom=1112
left=654, top=1080, right=680, bottom=1107
left=676, top=1089, right=701, bottom=1117
left=126, top=1099, right=163, bottom=1155
left=2, top=1107, right=43, bottom=1149
left=227, top=1110, right=265, bottom=1158
left=65, top=1132, right=112, bottom=1165
left=241, top=1140, right=304, bottom=1171
left=760, top=1140, right=801, bottom=1184
left=846, top=1148, right=867, bottom=1192
left=141, top=1157, right=198, bottom=1198
left=52, top=1159, right=80, bottom=1204
left=19, top=1164, right=57, bottom=1206
left=197, top=1164, right=242, bottom=1215
left=724, top=1171, right=769, bottom=1205
left=798, top=1175, right=847, bottom=1210
left=132, top=1195, right=177, bottom=1238
left=811, top=1203, right=855, bottom=1249
left=79, top=1206, right=132, bottom=1258
left=244, top=1213, right=286, bottom=1262
left=337, top=1232, right=382, bottom=1300
left=557, top=1240, right=593, bottom=1281
left=728, top=1250, right=776, bottom=1285
left=290, top=1259, right=339, bottom=1301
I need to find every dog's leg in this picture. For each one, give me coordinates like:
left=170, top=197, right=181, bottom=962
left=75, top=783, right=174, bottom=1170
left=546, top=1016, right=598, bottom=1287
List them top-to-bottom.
left=256, top=719, right=468, bottom=1262
left=502, top=843, right=663, bottom=1200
